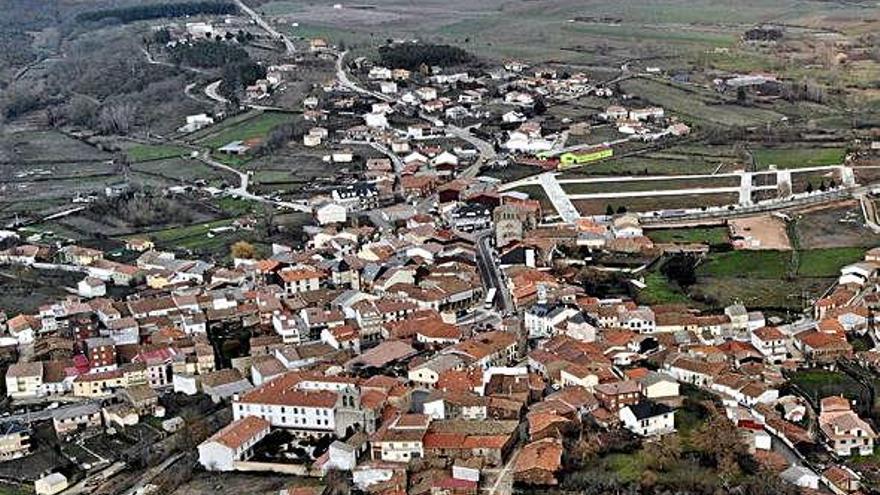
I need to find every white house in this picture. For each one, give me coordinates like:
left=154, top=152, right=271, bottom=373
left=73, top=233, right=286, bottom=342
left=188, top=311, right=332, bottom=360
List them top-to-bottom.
left=368, top=67, right=392, bottom=80
left=364, top=112, right=389, bottom=129
left=316, top=203, right=347, bottom=225
left=77, top=277, right=106, bottom=299
left=751, top=326, right=788, bottom=364
left=5, top=362, right=43, bottom=399
left=619, top=401, right=675, bottom=437
left=197, top=416, right=271, bottom=471
left=780, top=466, right=820, bottom=490
left=34, top=473, right=68, bottom=495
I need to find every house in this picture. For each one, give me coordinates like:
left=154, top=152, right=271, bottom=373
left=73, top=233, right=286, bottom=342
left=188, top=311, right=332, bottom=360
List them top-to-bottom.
left=218, top=141, right=251, bottom=155
left=316, top=203, right=347, bottom=226
left=59, top=245, right=103, bottom=266
left=279, top=267, right=323, bottom=294
left=77, top=277, right=106, bottom=299
left=751, top=326, right=787, bottom=364
left=796, top=331, right=853, bottom=364
left=84, top=337, right=117, bottom=372
left=408, top=354, right=466, bottom=389
left=251, top=355, right=287, bottom=386
left=5, top=362, right=43, bottom=399
left=201, top=369, right=253, bottom=403
left=234, top=372, right=359, bottom=437
left=636, top=372, right=680, bottom=400
left=594, top=381, right=641, bottom=413
left=818, top=395, right=877, bottom=457
left=619, top=401, right=675, bottom=436
left=52, top=403, right=102, bottom=438
left=370, top=413, right=430, bottom=462
left=198, top=416, right=271, bottom=471
left=421, top=419, right=518, bottom=466
left=0, top=422, right=31, bottom=461
left=513, top=438, right=563, bottom=486
left=780, top=465, right=820, bottom=490
left=34, top=473, right=68, bottom=495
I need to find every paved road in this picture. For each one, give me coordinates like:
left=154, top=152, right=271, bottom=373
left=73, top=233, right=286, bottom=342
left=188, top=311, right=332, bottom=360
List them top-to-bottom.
left=234, top=0, right=295, bottom=54
left=204, top=80, right=229, bottom=104
left=197, top=152, right=311, bottom=212
left=539, top=172, right=580, bottom=222
left=475, top=230, right=514, bottom=315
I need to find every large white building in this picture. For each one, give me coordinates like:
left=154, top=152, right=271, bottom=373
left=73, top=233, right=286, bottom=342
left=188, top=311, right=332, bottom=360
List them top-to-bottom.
left=233, top=372, right=365, bottom=438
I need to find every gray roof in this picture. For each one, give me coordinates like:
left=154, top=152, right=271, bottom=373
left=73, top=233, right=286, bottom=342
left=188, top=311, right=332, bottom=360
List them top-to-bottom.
left=52, top=402, right=100, bottom=421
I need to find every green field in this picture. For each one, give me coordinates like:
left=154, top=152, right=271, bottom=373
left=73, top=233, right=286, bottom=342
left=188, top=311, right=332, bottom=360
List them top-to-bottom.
left=199, top=112, right=295, bottom=149
left=126, top=144, right=190, bottom=162
left=753, top=147, right=846, bottom=169
left=559, top=154, right=733, bottom=178
left=144, top=219, right=237, bottom=250
left=647, top=226, right=729, bottom=245
left=797, top=247, right=865, bottom=277
left=696, top=250, right=791, bottom=278
left=639, top=272, right=692, bottom=305
left=789, top=369, right=868, bottom=405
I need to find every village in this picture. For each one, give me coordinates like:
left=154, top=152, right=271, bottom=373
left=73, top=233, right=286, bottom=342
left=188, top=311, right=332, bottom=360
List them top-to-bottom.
left=2, top=2, right=880, bottom=495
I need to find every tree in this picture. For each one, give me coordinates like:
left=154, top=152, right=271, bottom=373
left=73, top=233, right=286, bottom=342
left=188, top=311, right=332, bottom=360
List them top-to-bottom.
left=533, top=98, right=547, bottom=115
left=97, top=102, right=138, bottom=135
left=806, top=182, right=813, bottom=194
left=605, top=205, right=615, bottom=216
left=616, top=206, right=627, bottom=214
left=230, top=241, right=256, bottom=259
left=692, top=412, right=746, bottom=480
left=642, top=434, right=682, bottom=472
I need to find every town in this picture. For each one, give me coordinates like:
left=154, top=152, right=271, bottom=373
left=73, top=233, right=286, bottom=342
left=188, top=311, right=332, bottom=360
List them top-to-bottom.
left=2, top=1, right=880, bottom=495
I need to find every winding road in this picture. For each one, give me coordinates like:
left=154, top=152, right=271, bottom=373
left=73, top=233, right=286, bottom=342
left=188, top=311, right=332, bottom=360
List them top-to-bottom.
left=197, top=151, right=311, bottom=212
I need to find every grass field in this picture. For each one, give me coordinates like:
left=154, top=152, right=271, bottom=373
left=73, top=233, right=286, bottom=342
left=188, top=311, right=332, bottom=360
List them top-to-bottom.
left=620, top=78, right=785, bottom=127
left=199, top=112, right=295, bottom=149
left=126, top=144, right=190, bottom=162
left=753, top=147, right=846, bottom=169
left=559, top=155, right=731, bottom=177
left=573, top=193, right=738, bottom=215
left=145, top=219, right=237, bottom=251
left=647, top=226, right=729, bottom=245
left=653, top=246, right=865, bottom=312
left=797, top=247, right=866, bottom=277
left=697, top=250, right=791, bottom=278
left=639, top=272, right=692, bottom=305
left=789, top=369, right=867, bottom=405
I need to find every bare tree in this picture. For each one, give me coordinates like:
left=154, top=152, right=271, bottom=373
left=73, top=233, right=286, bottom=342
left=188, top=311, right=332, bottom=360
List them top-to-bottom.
left=97, top=102, right=139, bottom=135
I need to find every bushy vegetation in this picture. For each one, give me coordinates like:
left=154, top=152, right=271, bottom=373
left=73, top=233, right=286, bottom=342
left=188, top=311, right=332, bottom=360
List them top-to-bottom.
left=76, top=2, right=237, bottom=24
left=168, top=39, right=250, bottom=68
left=378, top=43, right=474, bottom=70
left=253, top=121, right=302, bottom=157
left=89, top=190, right=193, bottom=228
left=553, top=411, right=798, bottom=495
